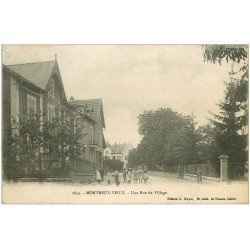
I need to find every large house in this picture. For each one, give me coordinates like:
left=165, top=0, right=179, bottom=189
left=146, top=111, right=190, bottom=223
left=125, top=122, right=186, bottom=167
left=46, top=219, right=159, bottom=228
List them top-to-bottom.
left=2, top=58, right=106, bottom=178
left=2, top=58, right=70, bottom=172
left=3, top=59, right=68, bottom=127
left=69, top=97, right=106, bottom=169
left=104, top=143, right=133, bottom=168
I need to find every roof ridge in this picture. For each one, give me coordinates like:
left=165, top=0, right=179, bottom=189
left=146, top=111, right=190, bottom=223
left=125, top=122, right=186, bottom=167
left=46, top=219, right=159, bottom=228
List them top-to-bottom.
left=5, top=60, right=56, bottom=91
left=7, top=60, right=55, bottom=67
left=70, top=98, right=101, bottom=101
left=111, top=143, right=127, bottom=146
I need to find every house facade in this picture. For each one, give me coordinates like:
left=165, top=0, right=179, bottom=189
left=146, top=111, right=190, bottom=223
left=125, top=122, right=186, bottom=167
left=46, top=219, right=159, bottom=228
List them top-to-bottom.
left=2, top=58, right=106, bottom=178
left=2, top=59, right=68, bottom=128
left=69, top=97, right=106, bottom=169
left=104, top=143, right=133, bottom=168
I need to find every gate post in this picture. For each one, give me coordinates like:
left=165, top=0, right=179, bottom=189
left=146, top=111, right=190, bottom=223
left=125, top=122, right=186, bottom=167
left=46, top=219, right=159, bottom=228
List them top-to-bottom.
left=219, top=154, right=229, bottom=182
left=177, top=164, right=184, bottom=179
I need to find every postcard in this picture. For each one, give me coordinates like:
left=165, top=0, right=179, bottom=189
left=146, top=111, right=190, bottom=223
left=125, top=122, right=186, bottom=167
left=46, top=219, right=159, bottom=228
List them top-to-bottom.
left=1, top=45, right=248, bottom=204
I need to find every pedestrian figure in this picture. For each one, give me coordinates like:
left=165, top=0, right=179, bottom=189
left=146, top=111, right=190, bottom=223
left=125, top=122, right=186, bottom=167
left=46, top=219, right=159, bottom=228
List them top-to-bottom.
left=123, top=166, right=127, bottom=183
left=142, top=166, right=148, bottom=183
left=197, top=166, right=202, bottom=183
left=138, top=167, right=143, bottom=183
left=100, top=168, right=104, bottom=181
left=106, top=168, right=112, bottom=185
left=127, top=168, right=133, bottom=184
left=133, top=168, right=139, bottom=184
left=96, top=169, right=102, bottom=184
left=113, top=170, right=120, bottom=186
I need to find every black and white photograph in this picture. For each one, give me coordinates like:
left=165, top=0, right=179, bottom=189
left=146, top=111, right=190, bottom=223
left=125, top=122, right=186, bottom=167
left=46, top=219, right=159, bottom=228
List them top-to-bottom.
left=0, top=1, right=250, bottom=250
left=1, top=45, right=248, bottom=204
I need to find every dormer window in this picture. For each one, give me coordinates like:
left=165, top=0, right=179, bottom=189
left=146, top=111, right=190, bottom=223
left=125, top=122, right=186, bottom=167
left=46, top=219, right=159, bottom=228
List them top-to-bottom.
left=48, top=79, right=55, bottom=99
left=85, top=107, right=93, bottom=117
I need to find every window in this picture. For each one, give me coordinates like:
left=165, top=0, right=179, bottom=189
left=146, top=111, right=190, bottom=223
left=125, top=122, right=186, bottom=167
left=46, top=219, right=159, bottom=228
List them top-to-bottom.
left=48, top=79, right=55, bottom=99
left=27, top=94, right=37, bottom=116
left=48, top=104, right=55, bottom=122
left=58, top=108, right=65, bottom=124
left=58, top=108, right=61, bottom=124
left=64, top=111, right=68, bottom=122
left=83, top=122, right=87, bottom=132
left=90, top=126, right=94, bottom=144
left=98, top=130, right=101, bottom=145
left=90, top=149, right=95, bottom=163
left=117, top=155, right=122, bottom=161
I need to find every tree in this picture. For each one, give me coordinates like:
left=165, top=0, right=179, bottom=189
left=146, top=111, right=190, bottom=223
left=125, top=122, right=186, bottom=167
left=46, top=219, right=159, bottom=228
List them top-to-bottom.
left=202, top=45, right=248, bottom=126
left=202, top=45, right=248, bottom=65
left=203, top=45, right=248, bottom=179
left=209, top=68, right=247, bottom=179
left=132, top=108, right=200, bottom=172
left=3, top=110, right=84, bottom=180
left=3, top=111, right=44, bottom=180
left=42, top=112, right=83, bottom=171
left=196, top=124, right=221, bottom=175
left=127, top=148, right=142, bottom=168
left=103, top=157, right=124, bottom=172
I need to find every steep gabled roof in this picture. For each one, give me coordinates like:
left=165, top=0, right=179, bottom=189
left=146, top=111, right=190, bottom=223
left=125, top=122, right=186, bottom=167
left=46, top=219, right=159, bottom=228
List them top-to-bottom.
left=6, top=60, right=55, bottom=90
left=69, top=99, right=106, bottom=128
left=66, top=103, right=96, bottom=124
left=110, top=143, right=130, bottom=154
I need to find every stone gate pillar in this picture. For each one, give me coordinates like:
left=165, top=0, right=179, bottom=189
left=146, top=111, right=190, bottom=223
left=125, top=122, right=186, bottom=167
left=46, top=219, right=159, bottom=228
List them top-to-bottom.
left=219, top=154, right=229, bottom=182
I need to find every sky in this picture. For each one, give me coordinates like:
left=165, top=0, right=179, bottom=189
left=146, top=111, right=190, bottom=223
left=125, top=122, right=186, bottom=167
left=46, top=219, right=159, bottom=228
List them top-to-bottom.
left=2, top=45, right=238, bottom=146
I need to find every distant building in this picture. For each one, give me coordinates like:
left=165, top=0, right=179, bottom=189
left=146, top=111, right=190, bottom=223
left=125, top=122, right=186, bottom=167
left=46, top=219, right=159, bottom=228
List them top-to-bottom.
left=69, top=98, right=106, bottom=168
left=104, top=143, right=133, bottom=168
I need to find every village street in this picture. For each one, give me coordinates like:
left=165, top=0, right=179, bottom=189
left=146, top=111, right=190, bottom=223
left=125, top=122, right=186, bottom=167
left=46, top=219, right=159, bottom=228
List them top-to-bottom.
left=2, top=45, right=248, bottom=206
left=2, top=171, right=248, bottom=204
left=91, top=171, right=202, bottom=187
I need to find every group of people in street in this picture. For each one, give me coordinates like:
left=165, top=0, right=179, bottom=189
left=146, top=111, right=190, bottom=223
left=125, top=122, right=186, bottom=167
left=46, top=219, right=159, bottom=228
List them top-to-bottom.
left=96, top=165, right=202, bottom=185
left=96, top=166, right=149, bottom=186
left=123, top=166, right=149, bottom=185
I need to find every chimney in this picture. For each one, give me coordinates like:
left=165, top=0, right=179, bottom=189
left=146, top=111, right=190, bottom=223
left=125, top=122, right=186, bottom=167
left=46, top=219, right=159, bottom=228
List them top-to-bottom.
left=70, top=96, right=74, bottom=101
